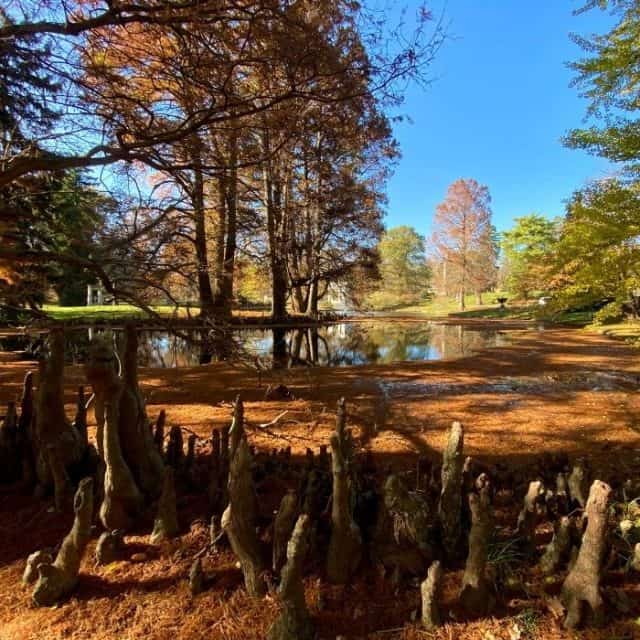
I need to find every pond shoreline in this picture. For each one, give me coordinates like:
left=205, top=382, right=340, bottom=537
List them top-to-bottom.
left=0, top=312, right=539, bottom=335
left=0, top=317, right=523, bottom=369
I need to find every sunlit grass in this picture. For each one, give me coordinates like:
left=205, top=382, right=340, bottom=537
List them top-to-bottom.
left=392, top=293, right=532, bottom=319
left=391, top=295, right=597, bottom=325
left=42, top=304, right=197, bottom=321
left=41, top=305, right=277, bottom=323
left=585, top=320, right=640, bottom=344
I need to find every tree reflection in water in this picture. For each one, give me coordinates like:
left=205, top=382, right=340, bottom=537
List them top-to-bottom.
left=18, top=322, right=512, bottom=370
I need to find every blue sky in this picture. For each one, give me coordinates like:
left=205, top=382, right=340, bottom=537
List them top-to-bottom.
left=384, top=1, right=615, bottom=237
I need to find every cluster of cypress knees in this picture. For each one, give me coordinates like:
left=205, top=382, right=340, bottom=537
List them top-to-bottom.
left=0, top=327, right=639, bottom=638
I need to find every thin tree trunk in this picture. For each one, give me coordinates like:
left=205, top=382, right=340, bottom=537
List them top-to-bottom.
left=305, top=279, right=318, bottom=317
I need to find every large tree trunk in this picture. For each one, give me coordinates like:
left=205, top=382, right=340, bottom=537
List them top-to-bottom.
left=214, top=129, right=238, bottom=319
left=263, top=129, right=289, bottom=322
left=191, top=140, right=216, bottom=321
left=305, top=278, right=318, bottom=317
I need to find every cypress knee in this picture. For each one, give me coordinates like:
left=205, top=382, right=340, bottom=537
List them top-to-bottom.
left=117, top=326, right=164, bottom=498
left=34, top=329, right=85, bottom=492
left=100, top=396, right=143, bottom=531
left=327, top=398, right=361, bottom=584
left=153, top=410, right=166, bottom=454
left=437, top=421, right=465, bottom=562
left=166, top=425, right=184, bottom=469
left=221, top=436, right=266, bottom=596
left=567, top=458, right=590, bottom=509
left=151, top=466, right=179, bottom=543
left=460, top=474, right=494, bottom=617
left=32, top=477, right=94, bottom=606
left=516, top=480, right=545, bottom=553
left=560, top=480, right=611, bottom=629
left=273, top=489, right=299, bottom=574
left=267, top=514, right=314, bottom=640
left=539, top=516, right=573, bottom=575
left=421, top=560, right=443, bottom=630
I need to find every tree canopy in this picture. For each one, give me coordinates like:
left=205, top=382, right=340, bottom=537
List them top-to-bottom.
left=0, top=0, right=444, bottom=321
left=566, top=0, right=640, bottom=171
left=431, top=179, right=497, bottom=309
left=547, top=179, right=640, bottom=311
left=500, top=214, right=558, bottom=300
left=367, top=225, right=431, bottom=308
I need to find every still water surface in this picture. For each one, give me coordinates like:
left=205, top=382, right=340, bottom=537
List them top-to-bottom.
left=1, top=321, right=514, bottom=368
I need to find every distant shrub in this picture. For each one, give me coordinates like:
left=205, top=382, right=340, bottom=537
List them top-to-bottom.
left=593, top=300, right=625, bottom=325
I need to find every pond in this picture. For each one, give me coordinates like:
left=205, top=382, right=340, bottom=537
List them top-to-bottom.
left=1, top=321, right=515, bottom=369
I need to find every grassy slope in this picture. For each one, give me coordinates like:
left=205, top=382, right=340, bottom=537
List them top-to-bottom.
left=390, top=295, right=594, bottom=325
left=585, top=320, right=640, bottom=344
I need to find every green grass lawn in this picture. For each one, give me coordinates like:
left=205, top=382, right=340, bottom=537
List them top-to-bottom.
left=391, top=293, right=508, bottom=317
left=391, top=293, right=534, bottom=319
left=390, top=295, right=594, bottom=326
left=40, top=299, right=599, bottom=327
left=42, top=304, right=197, bottom=322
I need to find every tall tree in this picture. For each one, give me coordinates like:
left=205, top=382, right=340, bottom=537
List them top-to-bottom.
left=1, top=1, right=444, bottom=320
left=0, top=169, right=109, bottom=317
left=431, top=179, right=496, bottom=310
left=548, top=179, right=640, bottom=311
left=501, top=214, right=557, bottom=300
left=368, top=226, right=431, bottom=309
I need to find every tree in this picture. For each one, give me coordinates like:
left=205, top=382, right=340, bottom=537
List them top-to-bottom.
left=1, top=1, right=444, bottom=322
left=565, top=1, right=640, bottom=172
left=0, top=169, right=109, bottom=317
left=46, top=171, right=112, bottom=305
left=431, top=179, right=496, bottom=310
left=547, top=179, right=640, bottom=311
left=501, top=214, right=558, bottom=300
left=368, top=226, right=431, bottom=308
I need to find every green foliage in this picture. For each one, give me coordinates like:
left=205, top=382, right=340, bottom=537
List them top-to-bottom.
left=566, top=1, right=640, bottom=172
left=0, top=169, right=110, bottom=314
left=48, top=171, right=110, bottom=305
left=547, top=179, right=640, bottom=311
left=500, top=214, right=558, bottom=300
left=367, top=226, right=431, bottom=309
left=235, top=261, right=271, bottom=306
left=593, top=299, right=625, bottom=324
